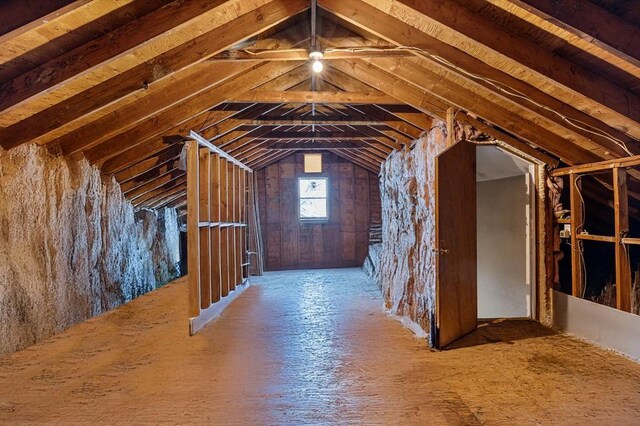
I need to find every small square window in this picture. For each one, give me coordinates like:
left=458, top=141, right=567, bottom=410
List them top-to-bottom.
left=304, top=153, right=322, bottom=173
left=299, top=177, right=328, bottom=220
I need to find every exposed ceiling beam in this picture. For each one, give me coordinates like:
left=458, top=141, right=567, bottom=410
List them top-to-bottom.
left=0, top=0, right=309, bottom=127
left=0, top=0, right=82, bottom=38
left=318, top=0, right=638, bottom=158
left=343, top=0, right=640, bottom=140
left=504, top=0, right=640, bottom=71
left=0, top=1, right=167, bottom=82
left=0, top=2, right=310, bottom=150
left=54, top=31, right=312, bottom=155
left=320, top=33, right=630, bottom=157
left=209, top=47, right=413, bottom=61
left=365, top=57, right=610, bottom=161
left=330, top=58, right=598, bottom=164
left=329, top=59, right=449, bottom=117
left=93, top=61, right=302, bottom=171
left=56, top=62, right=257, bottom=156
left=72, top=64, right=308, bottom=160
left=320, top=69, right=427, bottom=137
left=202, top=74, right=314, bottom=140
left=106, top=82, right=309, bottom=169
left=230, top=90, right=400, bottom=104
left=376, top=105, right=432, bottom=131
left=104, top=106, right=251, bottom=177
left=220, top=107, right=317, bottom=152
left=204, top=108, right=284, bottom=143
left=456, top=114, right=559, bottom=167
left=245, top=117, right=389, bottom=126
left=253, top=130, right=395, bottom=141
left=249, top=139, right=392, bottom=157
left=266, top=141, right=364, bottom=149
left=354, top=144, right=388, bottom=162
left=114, top=145, right=184, bottom=184
left=240, top=147, right=275, bottom=164
left=328, top=149, right=380, bottom=173
left=248, top=150, right=294, bottom=169
left=119, top=157, right=183, bottom=193
left=126, top=171, right=186, bottom=201
left=133, top=180, right=186, bottom=208
left=145, top=187, right=189, bottom=210
left=154, top=193, right=188, bottom=210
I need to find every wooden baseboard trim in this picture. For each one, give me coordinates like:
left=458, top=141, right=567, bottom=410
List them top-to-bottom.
left=189, top=281, right=250, bottom=335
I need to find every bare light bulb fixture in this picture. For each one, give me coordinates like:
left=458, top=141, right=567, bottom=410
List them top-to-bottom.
left=309, top=51, right=324, bottom=73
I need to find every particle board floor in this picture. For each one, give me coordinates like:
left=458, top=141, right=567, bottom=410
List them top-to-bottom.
left=1, top=269, right=640, bottom=425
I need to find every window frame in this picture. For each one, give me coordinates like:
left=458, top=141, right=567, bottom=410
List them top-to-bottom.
left=297, top=176, right=330, bottom=222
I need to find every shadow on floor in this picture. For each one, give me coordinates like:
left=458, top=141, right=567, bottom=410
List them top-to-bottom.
left=443, top=319, right=557, bottom=350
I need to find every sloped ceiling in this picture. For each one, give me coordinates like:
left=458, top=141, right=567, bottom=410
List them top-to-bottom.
left=0, top=0, right=639, bottom=215
left=476, top=146, right=530, bottom=182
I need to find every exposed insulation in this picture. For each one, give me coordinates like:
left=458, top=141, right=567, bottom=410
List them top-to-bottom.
left=373, top=121, right=447, bottom=342
left=0, top=144, right=181, bottom=356
left=362, top=243, right=382, bottom=278
left=598, top=267, right=640, bottom=315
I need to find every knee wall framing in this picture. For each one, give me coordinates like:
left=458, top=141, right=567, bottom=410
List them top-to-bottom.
left=186, top=135, right=257, bottom=334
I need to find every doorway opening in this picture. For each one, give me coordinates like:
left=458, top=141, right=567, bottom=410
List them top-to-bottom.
left=476, top=146, right=536, bottom=320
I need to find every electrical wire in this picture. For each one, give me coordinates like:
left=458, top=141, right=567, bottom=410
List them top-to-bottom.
left=241, top=44, right=635, bottom=156
left=332, top=46, right=634, bottom=156
left=574, top=175, right=589, bottom=299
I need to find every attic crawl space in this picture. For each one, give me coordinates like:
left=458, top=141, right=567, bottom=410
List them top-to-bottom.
left=1, top=0, right=640, bottom=423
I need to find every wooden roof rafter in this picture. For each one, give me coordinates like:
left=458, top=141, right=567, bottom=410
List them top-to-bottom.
left=0, top=0, right=311, bottom=149
left=318, top=0, right=639, bottom=162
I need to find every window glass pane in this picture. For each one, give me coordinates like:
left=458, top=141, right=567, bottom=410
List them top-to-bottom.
left=299, top=178, right=327, bottom=198
left=300, top=198, right=327, bottom=218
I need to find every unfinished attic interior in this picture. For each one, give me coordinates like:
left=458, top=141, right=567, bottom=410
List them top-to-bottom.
left=2, top=0, right=640, bottom=422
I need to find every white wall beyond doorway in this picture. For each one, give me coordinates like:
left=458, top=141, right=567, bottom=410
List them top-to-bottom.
left=476, top=146, right=533, bottom=319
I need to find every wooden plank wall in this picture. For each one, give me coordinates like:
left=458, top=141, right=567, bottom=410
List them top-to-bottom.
left=256, top=152, right=381, bottom=271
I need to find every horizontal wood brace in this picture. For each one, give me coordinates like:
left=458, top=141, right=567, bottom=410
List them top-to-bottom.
left=190, top=130, right=253, bottom=172
left=552, top=155, right=640, bottom=176
left=198, top=221, right=247, bottom=228
left=575, top=233, right=616, bottom=243
left=621, top=238, right=640, bottom=246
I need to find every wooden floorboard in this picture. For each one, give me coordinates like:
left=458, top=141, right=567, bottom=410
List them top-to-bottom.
left=0, top=269, right=639, bottom=424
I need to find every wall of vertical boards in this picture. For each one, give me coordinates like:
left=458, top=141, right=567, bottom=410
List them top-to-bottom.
left=186, top=135, right=257, bottom=334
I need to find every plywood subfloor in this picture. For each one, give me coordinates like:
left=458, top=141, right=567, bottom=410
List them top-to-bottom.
left=1, top=268, right=640, bottom=424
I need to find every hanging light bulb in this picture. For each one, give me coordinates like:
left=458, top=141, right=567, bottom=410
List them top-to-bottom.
left=309, top=51, right=324, bottom=74
left=312, top=59, right=323, bottom=73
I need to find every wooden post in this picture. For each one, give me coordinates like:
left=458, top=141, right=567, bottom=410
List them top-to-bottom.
left=446, top=106, right=456, bottom=147
left=186, top=141, right=201, bottom=318
left=198, top=148, right=212, bottom=309
left=209, top=153, right=221, bottom=304
left=220, top=158, right=230, bottom=297
left=228, top=161, right=237, bottom=292
left=235, top=165, right=242, bottom=286
left=614, top=167, right=631, bottom=311
left=239, top=169, right=245, bottom=280
left=241, top=170, right=248, bottom=280
left=247, top=171, right=262, bottom=276
left=569, top=173, right=584, bottom=298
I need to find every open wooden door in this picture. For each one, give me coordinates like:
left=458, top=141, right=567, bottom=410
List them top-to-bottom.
left=435, top=140, right=477, bottom=348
